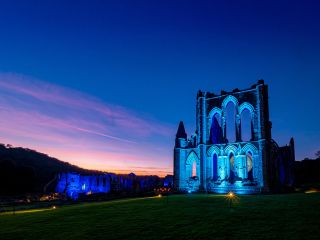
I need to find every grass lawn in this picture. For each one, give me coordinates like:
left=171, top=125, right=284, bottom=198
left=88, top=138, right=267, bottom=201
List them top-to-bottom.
left=0, top=193, right=320, bottom=240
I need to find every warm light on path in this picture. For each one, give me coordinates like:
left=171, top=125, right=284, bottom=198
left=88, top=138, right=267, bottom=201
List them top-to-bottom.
left=225, top=192, right=240, bottom=208
left=0, top=196, right=163, bottom=216
left=0, top=208, right=56, bottom=215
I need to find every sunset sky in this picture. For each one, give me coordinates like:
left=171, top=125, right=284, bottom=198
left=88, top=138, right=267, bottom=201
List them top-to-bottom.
left=0, top=1, right=319, bottom=176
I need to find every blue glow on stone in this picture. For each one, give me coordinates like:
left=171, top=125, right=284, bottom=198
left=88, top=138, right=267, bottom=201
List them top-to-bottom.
left=173, top=84, right=293, bottom=195
left=55, top=173, right=111, bottom=200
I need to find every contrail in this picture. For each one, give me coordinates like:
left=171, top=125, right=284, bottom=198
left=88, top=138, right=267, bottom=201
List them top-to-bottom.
left=70, top=125, right=137, bottom=144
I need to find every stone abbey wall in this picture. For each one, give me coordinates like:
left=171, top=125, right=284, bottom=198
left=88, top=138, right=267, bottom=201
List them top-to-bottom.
left=174, top=80, right=295, bottom=194
left=55, top=172, right=164, bottom=199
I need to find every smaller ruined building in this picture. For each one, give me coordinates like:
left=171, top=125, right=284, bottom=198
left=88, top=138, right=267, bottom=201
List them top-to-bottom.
left=174, top=80, right=295, bottom=194
left=55, top=172, right=163, bottom=199
left=55, top=173, right=111, bottom=199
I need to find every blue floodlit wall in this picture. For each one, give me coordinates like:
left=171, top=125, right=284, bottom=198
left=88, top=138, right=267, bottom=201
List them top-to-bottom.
left=174, top=80, right=295, bottom=194
left=55, top=173, right=111, bottom=200
left=56, top=173, right=163, bottom=199
left=164, top=175, right=174, bottom=187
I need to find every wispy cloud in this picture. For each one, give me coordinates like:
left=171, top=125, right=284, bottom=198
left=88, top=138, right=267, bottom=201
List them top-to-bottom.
left=0, top=73, right=175, bottom=176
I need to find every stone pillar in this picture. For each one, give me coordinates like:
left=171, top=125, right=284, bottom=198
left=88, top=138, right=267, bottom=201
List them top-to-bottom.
left=201, top=95, right=207, bottom=144
left=196, top=96, right=201, bottom=145
left=200, top=96, right=207, bottom=191
left=236, top=114, right=241, bottom=142
left=222, top=115, right=226, bottom=142
left=250, top=118, right=255, bottom=141
left=199, top=144, right=207, bottom=191
left=174, top=148, right=182, bottom=190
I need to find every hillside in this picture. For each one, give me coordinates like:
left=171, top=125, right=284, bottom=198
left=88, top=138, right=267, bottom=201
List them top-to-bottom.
left=0, top=144, right=99, bottom=196
left=294, top=158, right=320, bottom=186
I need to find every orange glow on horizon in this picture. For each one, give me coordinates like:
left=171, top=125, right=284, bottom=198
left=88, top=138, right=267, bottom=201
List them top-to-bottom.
left=0, top=74, right=175, bottom=178
left=0, top=140, right=172, bottom=177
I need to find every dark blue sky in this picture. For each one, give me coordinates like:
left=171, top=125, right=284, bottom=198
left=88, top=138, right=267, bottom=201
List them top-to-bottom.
left=0, top=0, right=319, bottom=164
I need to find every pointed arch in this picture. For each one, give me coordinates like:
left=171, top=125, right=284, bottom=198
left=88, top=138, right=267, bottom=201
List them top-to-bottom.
left=222, top=95, right=239, bottom=110
left=226, top=101, right=237, bottom=142
left=239, top=102, right=255, bottom=115
left=239, top=103, right=255, bottom=142
left=208, top=107, right=222, bottom=120
left=208, top=107, right=223, bottom=144
left=240, top=108, right=252, bottom=142
left=242, top=143, right=258, bottom=155
left=224, top=144, right=238, bottom=155
left=207, top=145, right=220, bottom=157
left=186, top=151, right=200, bottom=165
left=186, top=151, right=200, bottom=179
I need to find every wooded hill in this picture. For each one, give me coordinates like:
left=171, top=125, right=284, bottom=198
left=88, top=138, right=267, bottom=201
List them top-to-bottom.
left=0, top=144, right=99, bottom=196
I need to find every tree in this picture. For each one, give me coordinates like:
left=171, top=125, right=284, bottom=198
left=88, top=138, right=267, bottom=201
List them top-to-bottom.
left=316, top=150, right=320, bottom=159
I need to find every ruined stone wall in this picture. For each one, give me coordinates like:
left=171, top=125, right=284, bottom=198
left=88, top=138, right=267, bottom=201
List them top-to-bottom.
left=174, top=80, right=295, bottom=193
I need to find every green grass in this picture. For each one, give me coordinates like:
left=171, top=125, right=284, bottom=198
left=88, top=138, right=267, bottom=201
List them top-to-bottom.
left=1, top=193, right=320, bottom=240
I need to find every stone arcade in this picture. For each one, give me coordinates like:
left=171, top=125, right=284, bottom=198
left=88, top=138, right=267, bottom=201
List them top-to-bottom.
left=173, top=80, right=295, bottom=194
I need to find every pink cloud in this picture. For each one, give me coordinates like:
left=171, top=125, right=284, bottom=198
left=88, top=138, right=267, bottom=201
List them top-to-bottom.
left=0, top=73, right=174, bottom=176
left=0, top=73, right=173, bottom=137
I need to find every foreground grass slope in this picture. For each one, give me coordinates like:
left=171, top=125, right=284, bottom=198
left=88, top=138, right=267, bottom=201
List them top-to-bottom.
left=1, top=193, right=320, bottom=240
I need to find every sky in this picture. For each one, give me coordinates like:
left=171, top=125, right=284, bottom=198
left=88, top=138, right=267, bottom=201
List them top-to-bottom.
left=0, top=0, right=319, bottom=176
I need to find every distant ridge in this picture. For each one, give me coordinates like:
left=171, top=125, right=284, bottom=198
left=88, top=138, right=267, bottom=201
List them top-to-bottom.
left=0, top=143, right=101, bottom=196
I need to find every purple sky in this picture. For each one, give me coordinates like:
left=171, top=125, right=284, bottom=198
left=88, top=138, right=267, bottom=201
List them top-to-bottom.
left=0, top=1, right=319, bottom=176
left=0, top=73, right=175, bottom=176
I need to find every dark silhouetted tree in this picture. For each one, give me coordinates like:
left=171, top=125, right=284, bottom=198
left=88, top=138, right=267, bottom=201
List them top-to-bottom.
left=0, top=143, right=97, bottom=196
left=0, top=158, right=16, bottom=195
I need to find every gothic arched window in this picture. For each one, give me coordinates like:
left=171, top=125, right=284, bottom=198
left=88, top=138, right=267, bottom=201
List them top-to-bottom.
left=226, top=102, right=236, bottom=143
left=241, top=108, right=252, bottom=142
left=210, top=114, right=222, bottom=144
left=247, top=151, right=253, bottom=181
left=192, top=160, right=197, bottom=177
